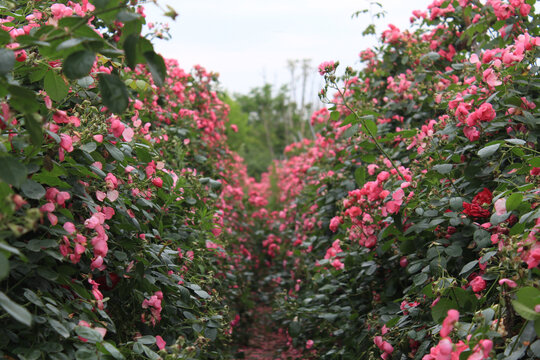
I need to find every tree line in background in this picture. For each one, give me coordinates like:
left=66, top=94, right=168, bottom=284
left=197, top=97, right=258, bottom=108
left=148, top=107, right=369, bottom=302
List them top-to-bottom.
left=225, top=59, right=319, bottom=179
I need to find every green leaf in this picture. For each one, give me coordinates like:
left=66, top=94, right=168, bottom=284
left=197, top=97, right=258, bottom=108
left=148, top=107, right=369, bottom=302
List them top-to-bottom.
left=90, top=0, right=112, bottom=8
left=116, top=10, right=141, bottom=22
left=119, top=19, right=142, bottom=42
left=0, top=29, right=11, bottom=45
left=123, top=34, right=139, bottom=69
left=56, top=38, right=86, bottom=51
left=135, top=38, right=154, bottom=64
left=0, top=48, right=15, bottom=75
left=63, top=50, right=96, bottom=79
left=143, top=51, right=167, bottom=87
left=422, top=52, right=440, bottom=61
left=29, top=67, right=48, bottom=83
left=44, top=71, right=69, bottom=102
left=98, top=73, right=129, bottom=113
left=77, top=76, right=94, bottom=88
left=8, top=85, right=39, bottom=113
left=330, top=111, right=340, bottom=121
left=24, top=114, right=43, bottom=146
left=342, top=114, right=356, bottom=125
left=362, top=118, right=377, bottom=135
left=342, top=123, right=359, bottom=138
left=397, top=129, right=417, bottom=138
left=505, top=138, right=526, bottom=146
left=104, top=142, right=125, bottom=162
left=477, top=143, right=500, bottom=158
left=135, top=146, right=153, bottom=163
left=0, top=156, right=27, bottom=187
left=530, top=157, right=540, bottom=167
left=433, top=164, right=452, bottom=174
left=354, top=167, right=366, bottom=187
left=31, top=173, right=70, bottom=188
left=21, top=179, right=46, bottom=200
left=506, top=193, right=523, bottom=212
left=449, top=197, right=463, bottom=211
left=510, top=222, right=526, bottom=236
left=27, top=239, right=58, bottom=252
left=0, top=243, right=22, bottom=257
left=445, top=245, right=462, bottom=257
left=480, top=251, right=497, bottom=264
left=0, top=253, right=9, bottom=281
left=459, top=260, right=478, bottom=275
left=413, top=272, right=428, bottom=286
left=516, top=287, right=540, bottom=313
left=195, top=290, right=211, bottom=299
left=0, top=291, right=32, bottom=326
left=431, top=297, right=457, bottom=323
left=512, top=300, right=540, bottom=321
left=318, top=313, right=338, bottom=322
left=49, top=319, right=70, bottom=338
left=289, top=321, right=301, bottom=337
left=75, top=326, right=104, bottom=343
left=205, top=327, right=217, bottom=341
left=136, top=335, right=156, bottom=345
left=530, top=340, right=540, bottom=357
left=101, top=342, right=125, bottom=360
left=142, top=345, right=160, bottom=360
left=75, top=348, right=98, bottom=360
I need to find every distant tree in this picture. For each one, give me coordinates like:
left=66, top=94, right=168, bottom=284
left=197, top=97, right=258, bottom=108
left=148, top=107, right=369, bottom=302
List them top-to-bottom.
left=223, top=83, right=313, bottom=179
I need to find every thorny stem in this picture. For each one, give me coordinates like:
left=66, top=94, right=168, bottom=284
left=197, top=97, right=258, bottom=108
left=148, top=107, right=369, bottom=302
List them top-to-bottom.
left=331, top=81, right=408, bottom=181
left=157, top=241, right=172, bottom=258
left=509, top=320, right=527, bottom=354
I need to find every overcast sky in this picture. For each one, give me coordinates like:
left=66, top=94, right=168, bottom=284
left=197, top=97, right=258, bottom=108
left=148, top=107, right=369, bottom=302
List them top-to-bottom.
left=144, top=0, right=432, bottom=98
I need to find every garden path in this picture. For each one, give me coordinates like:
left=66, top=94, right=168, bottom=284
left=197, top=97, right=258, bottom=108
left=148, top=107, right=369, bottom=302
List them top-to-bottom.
left=234, top=305, right=304, bottom=360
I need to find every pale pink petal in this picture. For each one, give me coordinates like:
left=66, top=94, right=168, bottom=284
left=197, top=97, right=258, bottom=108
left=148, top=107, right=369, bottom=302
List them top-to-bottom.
left=122, top=127, right=134, bottom=142
left=107, top=190, right=119, bottom=202
left=96, top=191, right=106, bottom=202
left=495, top=198, right=507, bottom=215
left=47, top=212, right=58, bottom=225
left=63, top=222, right=76, bottom=234
left=498, top=279, right=517, bottom=288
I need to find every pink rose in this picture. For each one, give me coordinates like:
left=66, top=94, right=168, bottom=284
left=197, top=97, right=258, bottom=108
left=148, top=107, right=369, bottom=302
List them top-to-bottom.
left=470, top=276, right=486, bottom=292
left=155, top=335, right=166, bottom=350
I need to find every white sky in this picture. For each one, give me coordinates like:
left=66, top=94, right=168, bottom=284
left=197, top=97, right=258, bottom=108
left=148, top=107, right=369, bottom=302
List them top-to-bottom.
left=144, top=0, right=432, bottom=98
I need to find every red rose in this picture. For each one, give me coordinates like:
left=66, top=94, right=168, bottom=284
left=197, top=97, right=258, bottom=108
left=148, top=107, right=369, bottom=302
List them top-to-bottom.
left=152, top=177, right=163, bottom=188
left=472, top=188, right=492, bottom=205
left=463, top=202, right=490, bottom=218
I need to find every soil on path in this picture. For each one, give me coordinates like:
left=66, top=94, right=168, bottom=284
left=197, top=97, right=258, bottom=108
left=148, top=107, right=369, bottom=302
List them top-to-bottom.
left=234, top=305, right=305, bottom=360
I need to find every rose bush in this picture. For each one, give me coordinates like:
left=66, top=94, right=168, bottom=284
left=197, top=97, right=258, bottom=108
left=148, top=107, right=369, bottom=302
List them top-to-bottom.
left=1, top=0, right=539, bottom=359
left=228, top=0, right=540, bottom=359
left=0, top=1, right=249, bottom=358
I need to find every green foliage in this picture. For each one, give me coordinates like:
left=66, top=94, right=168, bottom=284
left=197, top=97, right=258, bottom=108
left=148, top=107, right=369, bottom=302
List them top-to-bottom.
left=226, top=84, right=312, bottom=178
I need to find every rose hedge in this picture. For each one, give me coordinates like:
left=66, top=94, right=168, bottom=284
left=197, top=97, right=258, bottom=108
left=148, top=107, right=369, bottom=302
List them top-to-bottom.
left=2, top=0, right=540, bottom=359
left=232, top=0, right=540, bottom=359
left=0, top=1, right=247, bottom=359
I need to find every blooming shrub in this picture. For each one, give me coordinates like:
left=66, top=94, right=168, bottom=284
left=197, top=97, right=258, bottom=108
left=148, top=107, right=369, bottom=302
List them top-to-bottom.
left=1, top=0, right=539, bottom=359
left=231, top=0, right=540, bottom=359
left=0, top=1, right=242, bottom=358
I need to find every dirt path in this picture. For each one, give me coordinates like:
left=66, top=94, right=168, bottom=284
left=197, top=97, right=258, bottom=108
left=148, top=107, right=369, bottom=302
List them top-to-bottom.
left=234, top=305, right=304, bottom=360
